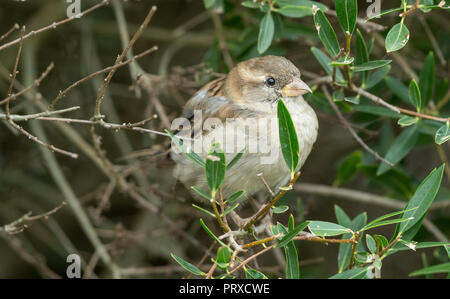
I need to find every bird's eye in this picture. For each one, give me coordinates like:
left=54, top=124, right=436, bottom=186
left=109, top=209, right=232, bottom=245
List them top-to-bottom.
left=266, top=77, right=276, bottom=87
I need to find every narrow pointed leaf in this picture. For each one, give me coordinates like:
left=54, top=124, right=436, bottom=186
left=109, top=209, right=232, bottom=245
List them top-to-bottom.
left=335, top=0, right=357, bottom=35
left=276, top=6, right=312, bottom=18
left=313, top=7, right=340, bottom=57
left=258, top=12, right=275, bottom=54
left=351, top=60, right=391, bottom=72
left=365, top=65, right=391, bottom=89
left=409, top=79, right=422, bottom=112
left=278, top=99, right=300, bottom=178
left=377, top=125, right=419, bottom=175
left=205, top=143, right=226, bottom=196
left=227, top=148, right=245, bottom=170
left=397, top=165, right=444, bottom=237
left=226, top=190, right=246, bottom=204
left=199, top=218, right=226, bottom=246
left=277, top=221, right=311, bottom=247
left=308, top=221, right=353, bottom=237
left=171, top=253, right=206, bottom=276
left=409, top=262, right=450, bottom=277
left=329, top=266, right=369, bottom=279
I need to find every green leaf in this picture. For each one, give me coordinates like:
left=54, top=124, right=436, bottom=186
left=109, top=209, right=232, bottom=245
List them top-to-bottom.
left=276, top=0, right=329, bottom=11
left=335, top=0, right=358, bottom=35
left=241, top=1, right=260, bottom=8
left=276, top=6, right=312, bottom=18
left=313, top=8, right=340, bottom=57
left=258, top=12, right=275, bottom=54
left=385, top=22, right=410, bottom=53
left=355, top=29, right=369, bottom=84
left=310, top=47, right=345, bottom=85
left=419, top=51, right=435, bottom=108
left=351, top=60, right=391, bottom=72
left=365, top=65, right=391, bottom=89
left=409, top=79, right=422, bottom=112
left=344, top=96, right=360, bottom=104
left=278, top=99, right=300, bottom=178
left=353, top=104, right=401, bottom=118
left=397, top=116, right=418, bottom=127
left=435, top=123, right=450, bottom=145
left=377, top=125, right=419, bottom=176
left=165, top=130, right=205, bottom=168
left=205, top=143, right=226, bottom=197
left=227, top=148, right=245, bottom=170
left=334, top=150, right=362, bottom=186
left=397, top=165, right=444, bottom=237
left=191, top=186, right=211, bottom=200
left=226, top=190, right=246, bottom=204
left=222, top=203, right=240, bottom=217
left=192, top=204, right=216, bottom=218
left=272, top=205, right=290, bottom=214
left=334, top=205, right=351, bottom=226
left=361, top=207, right=418, bottom=232
left=199, top=218, right=226, bottom=246
left=277, top=221, right=311, bottom=247
left=308, top=221, right=353, bottom=237
left=366, top=234, right=377, bottom=253
left=374, top=235, right=389, bottom=250
left=215, top=246, right=232, bottom=269
left=171, top=253, right=206, bottom=276
left=409, top=262, right=450, bottom=277
left=329, top=266, right=369, bottom=279
left=245, top=268, right=268, bottom=279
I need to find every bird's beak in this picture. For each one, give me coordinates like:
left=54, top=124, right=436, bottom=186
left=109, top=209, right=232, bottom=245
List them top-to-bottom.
left=282, top=78, right=312, bottom=97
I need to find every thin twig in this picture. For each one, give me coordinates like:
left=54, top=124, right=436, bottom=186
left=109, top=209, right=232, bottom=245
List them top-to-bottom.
left=0, top=0, right=110, bottom=52
left=0, top=23, right=20, bottom=42
left=47, top=47, right=158, bottom=110
left=0, top=62, right=54, bottom=106
left=322, top=85, right=393, bottom=166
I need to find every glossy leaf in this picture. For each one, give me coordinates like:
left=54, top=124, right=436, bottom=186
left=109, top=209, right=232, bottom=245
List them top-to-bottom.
left=276, top=0, right=328, bottom=11
left=335, top=0, right=357, bottom=35
left=276, top=6, right=312, bottom=18
left=313, top=8, right=340, bottom=57
left=258, top=12, right=275, bottom=54
left=385, top=22, right=410, bottom=53
left=351, top=60, right=391, bottom=72
left=409, top=79, right=422, bottom=112
left=278, top=99, right=300, bottom=178
left=397, top=116, right=418, bottom=127
left=435, top=123, right=450, bottom=145
left=377, top=125, right=419, bottom=176
left=205, top=143, right=226, bottom=197
left=227, top=148, right=246, bottom=170
left=397, top=165, right=444, bottom=237
left=226, top=190, right=246, bottom=204
left=272, top=205, right=290, bottom=214
left=337, top=212, right=367, bottom=273
left=199, top=218, right=226, bottom=246
left=277, top=221, right=311, bottom=247
left=308, top=221, right=352, bottom=237
left=366, top=234, right=377, bottom=253
left=215, top=246, right=232, bottom=269
left=171, top=253, right=206, bottom=276
left=409, top=262, right=450, bottom=277
left=329, top=266, right=369, bottom=279
left=245, top=268, right=268, bottom=279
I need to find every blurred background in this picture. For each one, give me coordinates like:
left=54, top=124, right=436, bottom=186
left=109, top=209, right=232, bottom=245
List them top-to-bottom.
left=0, top=0, right=448, bottom=278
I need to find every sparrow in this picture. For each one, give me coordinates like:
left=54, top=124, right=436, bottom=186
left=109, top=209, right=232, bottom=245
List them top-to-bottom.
left=170, top=55, right=318, bottom=201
